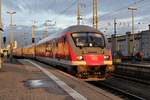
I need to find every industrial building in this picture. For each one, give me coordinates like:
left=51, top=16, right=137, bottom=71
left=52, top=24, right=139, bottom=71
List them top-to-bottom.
left=108, top=25, right=150, bottom=58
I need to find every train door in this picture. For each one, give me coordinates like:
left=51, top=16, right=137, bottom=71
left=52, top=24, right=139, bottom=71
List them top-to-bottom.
left=64, top=36, right=70, bottom=60
left=52, top=40, right=56, bottom=59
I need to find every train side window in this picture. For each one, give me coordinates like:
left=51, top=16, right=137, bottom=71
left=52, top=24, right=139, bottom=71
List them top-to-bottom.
left=64, top=36, right=66, bottom=43
left=56, top=41, right=58, bottom=47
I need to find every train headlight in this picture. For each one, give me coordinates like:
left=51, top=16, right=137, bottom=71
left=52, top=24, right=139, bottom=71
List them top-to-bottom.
left=104, top=55, right=110, bottom=60
left=76, top=56, right=84, bottom=60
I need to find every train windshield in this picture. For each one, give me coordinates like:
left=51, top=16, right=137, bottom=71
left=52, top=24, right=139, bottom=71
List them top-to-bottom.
left=72, top=33, right=105, bottom=48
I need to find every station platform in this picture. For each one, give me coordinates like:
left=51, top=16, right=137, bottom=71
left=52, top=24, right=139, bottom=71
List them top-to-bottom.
left=0, top=59, right=122, bottom=100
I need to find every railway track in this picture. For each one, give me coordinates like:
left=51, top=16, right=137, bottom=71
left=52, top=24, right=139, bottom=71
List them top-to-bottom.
left=118, top=62, right=150, bottom=68
left=105, top=63, right=150, bottom=99
left=115, top=63, right=150, bottom=82
left=113, top=74, right=150, bottom=85
left=89, top=79, right=147, bottom=100
left=96, top=82, right=145, bottom=100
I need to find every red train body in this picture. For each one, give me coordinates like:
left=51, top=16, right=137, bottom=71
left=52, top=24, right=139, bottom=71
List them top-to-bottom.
left=13, top=25, right=114, bottom=80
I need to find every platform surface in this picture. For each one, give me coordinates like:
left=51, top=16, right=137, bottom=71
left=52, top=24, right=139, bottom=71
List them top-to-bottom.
left=0, top=59, right=122, bottom=100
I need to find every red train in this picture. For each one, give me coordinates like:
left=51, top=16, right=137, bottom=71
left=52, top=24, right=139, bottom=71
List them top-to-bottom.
left=13, top=25, right=114, bottom=80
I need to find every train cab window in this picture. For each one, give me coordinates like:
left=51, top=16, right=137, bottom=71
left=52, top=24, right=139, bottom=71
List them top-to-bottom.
left=72, top=33, right=105, bottom=48
left=72, top=33, right=88, bottom=47
left=88, top=33, right=105, bottom=47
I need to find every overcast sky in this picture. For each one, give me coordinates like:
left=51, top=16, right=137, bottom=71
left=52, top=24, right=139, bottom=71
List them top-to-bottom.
left=2, top=0, right=150, bottom=46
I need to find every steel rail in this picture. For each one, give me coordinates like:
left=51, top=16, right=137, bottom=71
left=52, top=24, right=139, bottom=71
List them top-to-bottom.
left=118, top=63, right=150, bottom=69
left=113, top=74, right=150, bottom=85
left=90, top=81, right=146, bottom=100
left=99, top=83, right=146, bottom=100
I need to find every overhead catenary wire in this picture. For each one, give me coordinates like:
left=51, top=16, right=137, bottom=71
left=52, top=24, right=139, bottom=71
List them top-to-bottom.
left=50, top=0, right=77, bottom=28
left=59, top=0, right=77, bottom=15
left=99, top=0, right=150, bottom=31
left=100, top=0, right=145, bottom=19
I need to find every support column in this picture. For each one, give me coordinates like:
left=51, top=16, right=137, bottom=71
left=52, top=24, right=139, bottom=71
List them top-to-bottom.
left=0, top=0, right=3, bottom=69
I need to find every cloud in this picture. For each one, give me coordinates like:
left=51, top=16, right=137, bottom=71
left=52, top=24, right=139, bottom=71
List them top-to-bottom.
left=2, top=0, right=150, bottom=45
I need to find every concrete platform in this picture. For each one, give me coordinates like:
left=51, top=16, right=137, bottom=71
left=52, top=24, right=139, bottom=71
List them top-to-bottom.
left=0, top=59, right=122, bottom=100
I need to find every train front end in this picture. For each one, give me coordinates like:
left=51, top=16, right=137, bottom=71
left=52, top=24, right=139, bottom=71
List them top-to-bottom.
left=68, top=30, right=114, bottom=80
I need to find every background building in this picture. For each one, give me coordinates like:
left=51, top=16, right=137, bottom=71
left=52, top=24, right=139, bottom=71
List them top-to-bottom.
left=108, top=25, right=150, bottom=58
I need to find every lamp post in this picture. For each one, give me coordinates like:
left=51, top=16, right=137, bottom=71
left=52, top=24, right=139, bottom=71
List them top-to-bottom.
left=128, top=7, right=137, bottom=56
left=7, top=10, right=16, bottom=61
left=7, top=11, right=16, bottom=43
left=32, top=20, right=37, bottom=58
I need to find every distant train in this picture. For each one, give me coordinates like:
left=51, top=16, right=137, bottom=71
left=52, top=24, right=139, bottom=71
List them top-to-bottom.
left=13, top=25, right=114, bottom=80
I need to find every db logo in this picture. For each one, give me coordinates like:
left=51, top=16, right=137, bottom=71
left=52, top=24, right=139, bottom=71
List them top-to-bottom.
left=92, top=56, right=97, bottom=60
